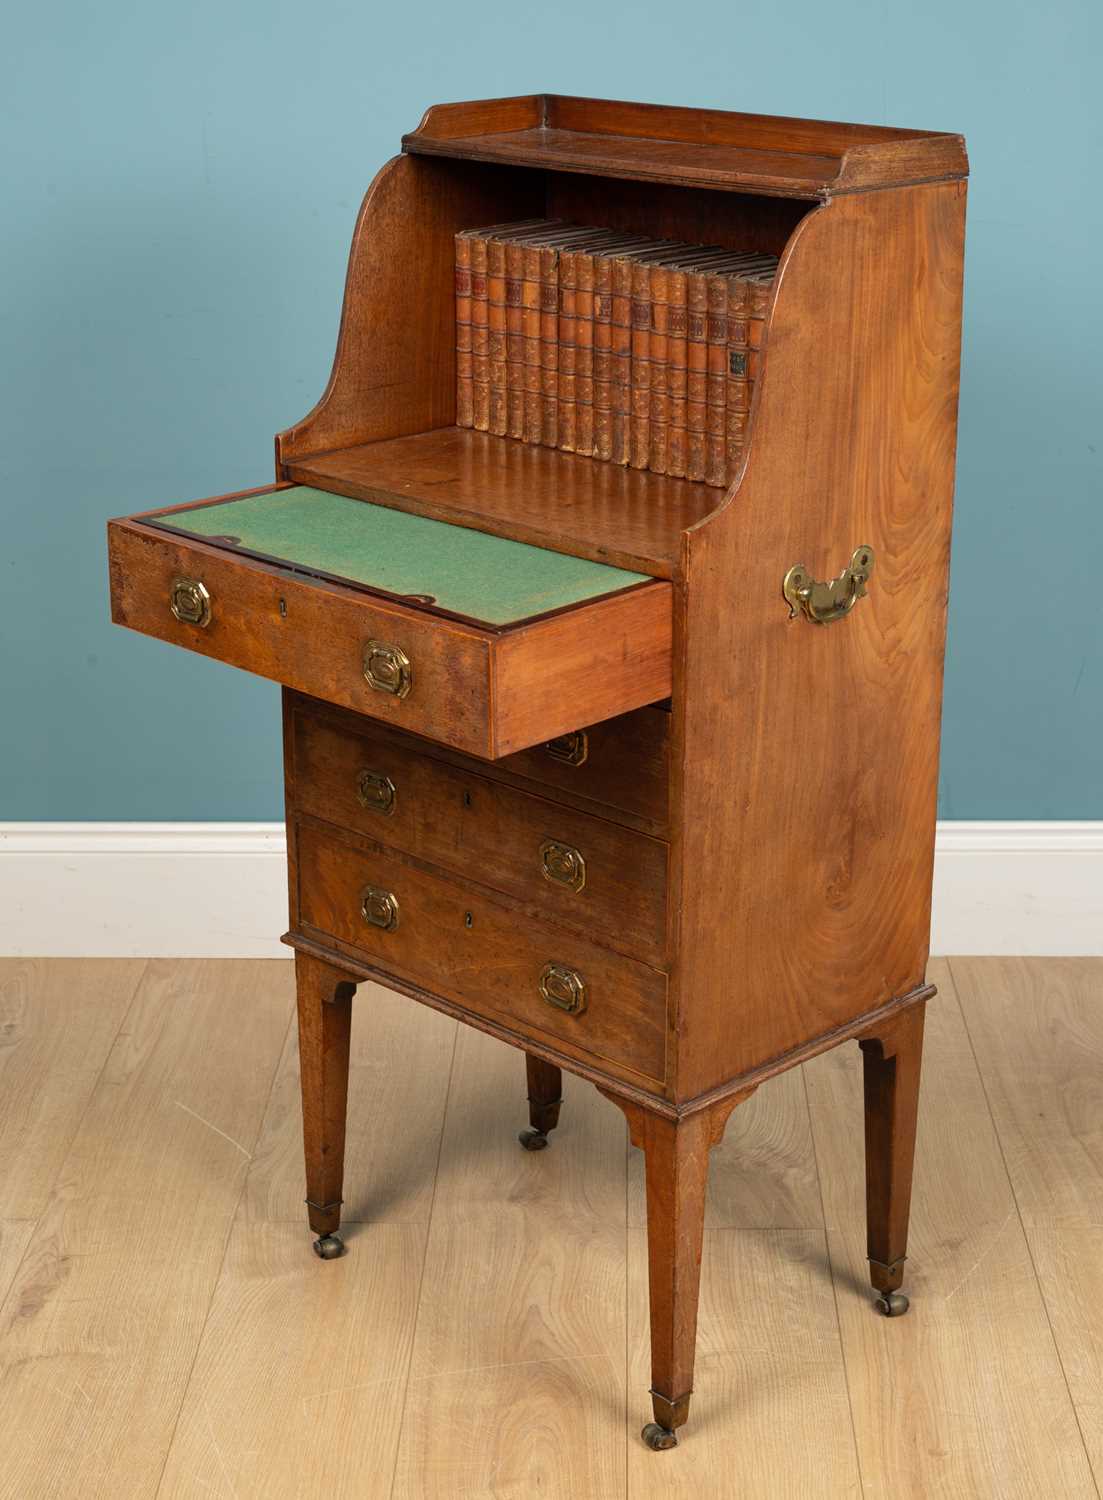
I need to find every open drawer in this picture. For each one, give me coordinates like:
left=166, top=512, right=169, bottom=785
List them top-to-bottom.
left=107, top=482, right=672, bottom=759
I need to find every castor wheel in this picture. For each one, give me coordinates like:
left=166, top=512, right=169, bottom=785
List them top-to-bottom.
left=518, top=1128, right=549, bottom=1151
left=312, top=1233, right=346, bottom=1260
left=876, top=1289, right=909, bottom=1317
left=641, top=1422, right=678, bottom=1451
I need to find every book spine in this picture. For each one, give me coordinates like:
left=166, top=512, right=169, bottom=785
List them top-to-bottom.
left=470, top=232, right=491, bottom=432
left=454, top=233, right=474, bottom=428
left=485, top=237, right=509, bottom=437
left=505, top=240, right=527, bottom=441
left=521, top=242, right=544, bottom=444
left=539, top=244, right=560, bottom=447
left=557, top=248, right=578, bottom=452
left=573, top=248, right=597, bottom=457
left=610, top=253, right=635, bottom=466
left=592, top=258, right=615, bottom=462
left=629, top=258, right=654, bottom=469
left=648, top=264, right=671, bottom=475
left=665, top=268, right=688, bottom=478
left=685, top=270, right=709, bottom=482
left=705, top=271, right=729, bottom=486
left=747, top=273, right=773, bottom=401
left=724, top=274, right=751, bottom=482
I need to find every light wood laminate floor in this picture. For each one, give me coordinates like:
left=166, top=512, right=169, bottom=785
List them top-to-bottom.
left=0, top=957, right=1100, bottom=1499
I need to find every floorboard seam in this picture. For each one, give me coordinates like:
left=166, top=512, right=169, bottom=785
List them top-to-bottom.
left=948, top=957, right=1102, bottom=1500
left=0, top=958, right=150, bottom=1324
left=151, top=981, right=296, bottom=1500
left=385, top=1019, right=460, bottom=1500
left=802, top=1061, right=868, bottom=1500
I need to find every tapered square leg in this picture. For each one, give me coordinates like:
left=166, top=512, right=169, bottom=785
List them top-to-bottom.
left=295, top=950, right=357, bottom=1259
left=859, top=999, right=926, bottom=1315
left=519, top=1053, right=562, bottom=1151
left=602, top=1087, right=750, bottom=1448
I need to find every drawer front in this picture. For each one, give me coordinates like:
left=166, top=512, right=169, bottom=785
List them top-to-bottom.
left=109, top=514, right=672, bottom=761
left=109, top=520, right=493, bottom=753
left=497, top=705, right=671, bottom=831
left=291, top=710, right=668, bottom=964
left=293, top=822, right=668, bottom=1085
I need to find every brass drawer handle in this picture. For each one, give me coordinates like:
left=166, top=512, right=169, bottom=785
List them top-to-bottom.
left=783, top=545, right=874, bottom=625
left=169, top=577, right=212, bottom=628
left=363, top=640, right=412, bottom=698
left=545, top=731, right=588, bottom=766
left=357, top=770, right=396, bottom=816
left=541, top=839, right=586, bottom=893
left=361, top=885, right=399, bottom=932
left=539, top=962, right=587, bottom=1016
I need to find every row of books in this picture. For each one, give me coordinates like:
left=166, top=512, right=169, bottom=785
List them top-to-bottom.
left=454, top=219, right=778, bottom=487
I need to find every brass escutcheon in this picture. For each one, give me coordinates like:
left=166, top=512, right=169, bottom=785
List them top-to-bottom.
left=782, top=545, right=875, bottom=625
left=169, top=576, right=212, bottom=628
left=363, top=640, right=412, bottom=698
left=545, top=731, right=588, bottom=766
left=356, top=769, right=396, bottom=816
left=540, top=839, right=586, bottom=893
left=361, top=885, right=399, bottom=932
left=539, top=962, right=587, bottom=1015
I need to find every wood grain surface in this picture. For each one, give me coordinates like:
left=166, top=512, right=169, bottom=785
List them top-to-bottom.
left=670, top=179, right=967, bottom=1098
left=286, top=426, right=718, bottom=578
left=0, top=957, right=1099, bottom=1497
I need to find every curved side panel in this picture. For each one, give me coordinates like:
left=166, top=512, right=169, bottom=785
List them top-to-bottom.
left=276, top=154, right=542, bottom=466
left=670, top=180, right=966, bottom=1098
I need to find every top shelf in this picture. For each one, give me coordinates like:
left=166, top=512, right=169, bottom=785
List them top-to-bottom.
left=403, top=94, right=968, bottom=199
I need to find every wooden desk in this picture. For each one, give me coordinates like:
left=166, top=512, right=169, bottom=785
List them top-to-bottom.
left=108, top=94, right=967, bottom=1451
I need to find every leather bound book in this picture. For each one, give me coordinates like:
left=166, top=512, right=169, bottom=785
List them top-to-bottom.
left=484, top=220, right=557, bottom=438
left=515, top=223, right=589, bottom=447
left=536, top=225, right=602, bottom=447
left=554, top=228, right=622, bottom=455
left=454, top=230, right=475, bottom=428
left=468, top=230, right=492, bottom=432
left=590, top=235, right=656, bottom=463
left=521, top=240, right=546, bottom=444
left=539, top=241, right=560, bottom=446
left=628, top=242, right=694, bottom=471
left=557, top=243, right=582, bottom=453
left=680, top=249, right=777, bottom=486
left=610, top=250, right=636, bottom=466
left=630, top=256, right=654, bottom=469
left=723, top=257, right=778, bottom=480
left=683, top=262, right=710, bottom=483
left=646, top=263, right=670, bottom=474
left=664, top=266, right=688, bottom=478
left=746, top=266, right=776, bottom=399
left=705, top=270, right=729, bottom=486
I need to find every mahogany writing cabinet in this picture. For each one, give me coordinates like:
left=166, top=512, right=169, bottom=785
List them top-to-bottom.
left=107, top=95, right=967, bottom=1450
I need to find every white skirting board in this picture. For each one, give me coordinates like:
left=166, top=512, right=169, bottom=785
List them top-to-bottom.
left=0, top=821, right=1100, bottom=959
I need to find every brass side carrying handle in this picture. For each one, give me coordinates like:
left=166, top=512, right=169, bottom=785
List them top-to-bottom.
left=783, top=546, right=875, bottom=625
left=169, top=577, right=212, bottom=628
left=363, top=640, right=412, bottom=698
left=545, top=731, right=588, bottom=766
left=357, top=770, right=396, bottom=816
left=540, top=839, right=586, bottom=893
left=361, top=885, right=399, bottom=932
left=539, top=962, right=587, bottom=1016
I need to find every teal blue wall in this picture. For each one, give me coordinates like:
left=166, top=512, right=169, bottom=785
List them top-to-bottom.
left=3, top=2, right=1100, bottom=820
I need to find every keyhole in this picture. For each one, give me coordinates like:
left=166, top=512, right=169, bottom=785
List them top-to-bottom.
left=278, top=597, right=287, bottom=618
left=462, top=790, right=472, bottom=809
left=464, top=911, right=474, bottom=929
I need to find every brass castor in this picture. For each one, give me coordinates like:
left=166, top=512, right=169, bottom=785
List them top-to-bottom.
left=518, top=1128, right=549, bottom=1151
left=312, top=1233, right=346, bottom=1260
left=876, top=1290, right=909, bottom=1317
left=641, top=1422, right=678, bottom=1450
